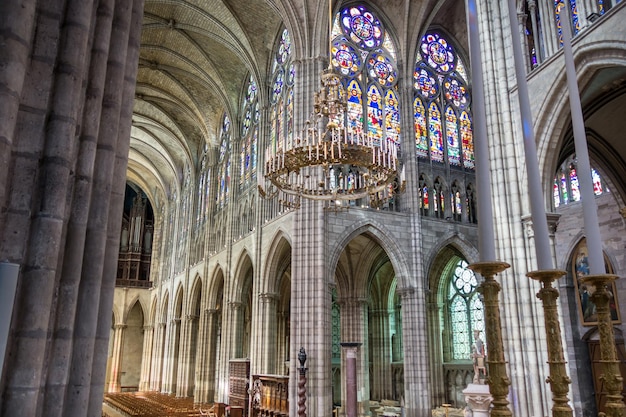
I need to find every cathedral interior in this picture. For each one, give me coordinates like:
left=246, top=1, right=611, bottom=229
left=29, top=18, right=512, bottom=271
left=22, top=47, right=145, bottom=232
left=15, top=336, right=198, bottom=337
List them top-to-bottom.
left=1, top=1, right=626, bottom=417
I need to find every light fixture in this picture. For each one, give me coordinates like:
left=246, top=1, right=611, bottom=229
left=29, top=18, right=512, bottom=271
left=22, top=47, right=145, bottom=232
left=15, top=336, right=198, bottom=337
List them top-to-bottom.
left=259, top=1, right=404, bottom=209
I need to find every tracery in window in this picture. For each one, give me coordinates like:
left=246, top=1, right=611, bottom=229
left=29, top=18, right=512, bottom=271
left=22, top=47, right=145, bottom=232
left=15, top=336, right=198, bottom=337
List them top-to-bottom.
left=331, top=4, right=400, bottom=147
left=270, top=28, right=294, bottom=157
left=415, top=32, right=474, bottom=169
left=240, top=75, right=258, bottom=189
left=217, top=115, right=231, bottom=208
left=196, top=144, right=210, bottom=225
left=553, top=155, right=608, bottom=208
left=445, top=259, right=484, bottom=361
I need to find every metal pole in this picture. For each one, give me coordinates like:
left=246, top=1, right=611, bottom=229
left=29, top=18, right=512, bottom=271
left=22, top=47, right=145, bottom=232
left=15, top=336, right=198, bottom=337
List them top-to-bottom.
left=466, top=0, right=496, bottom=262
left=506, top=0, right=554, bottom=270
left=559, top=1, right=604, bottom=275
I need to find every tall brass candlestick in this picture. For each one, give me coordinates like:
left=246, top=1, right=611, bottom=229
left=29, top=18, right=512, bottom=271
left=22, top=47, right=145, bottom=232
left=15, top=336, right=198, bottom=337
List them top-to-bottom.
left=469, top=261, right=512, bottom=417
left=527, top=270, right=573, bottom=417
left=582, top=274, right=626, bottom=417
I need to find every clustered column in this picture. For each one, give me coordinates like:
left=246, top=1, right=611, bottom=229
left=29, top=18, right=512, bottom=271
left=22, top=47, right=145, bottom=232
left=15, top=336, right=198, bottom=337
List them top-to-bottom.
left=0, top=0, right=145, bottom=416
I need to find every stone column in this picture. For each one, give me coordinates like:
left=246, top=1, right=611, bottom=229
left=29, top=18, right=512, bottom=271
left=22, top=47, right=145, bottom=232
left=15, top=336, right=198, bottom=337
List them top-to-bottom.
left=0, top=0, right=37, bottom=213
left=0, top=0, right=98, bottom=414
left=398, top=287, right=431, bottom=417
left=257, top=292, right=278, bottom=374
left=230, top=301, right=244, bottom=358
left=198, top=309, right=219, bottom=402
left=369, top=309, right=392, bottom=400
left=178, top=314, right=199, bottom=397
left=150, top=322, right=167, bottom=391
left=108, top=324, right=128, bottom=392
left=139, top=325, right=155, bottom=391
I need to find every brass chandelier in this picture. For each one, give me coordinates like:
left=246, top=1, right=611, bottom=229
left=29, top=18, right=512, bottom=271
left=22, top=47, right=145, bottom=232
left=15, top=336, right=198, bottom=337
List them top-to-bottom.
left=261, top=2, right=404, bottom=209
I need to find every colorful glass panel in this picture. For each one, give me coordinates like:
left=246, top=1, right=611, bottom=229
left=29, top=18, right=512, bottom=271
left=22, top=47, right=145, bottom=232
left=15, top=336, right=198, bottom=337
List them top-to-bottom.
left=332, top=5, right=399, bottom=151
left=341, top=5, right=383, bottom=49
left=277, top=28, right=291, bottom=65
left=421, top=33, right=456, bottom=73
left=332, top=40, right=362, bottom=77
left=367, top=50, right=397, bottom=87
left=414, top=66, right=439, bottom=100
left=271, top=69, right=284, bottom=104
left=444, top=77, right=469, bottom=110
left=347, top=79, right=363, bottom=133
left=367, top=84, right=383, bottom=145
left=385, top=89, right=400, bottom=144
left=414, top=97, right=428, bottom=158
left=429, top=102, right=444, bottom=162
left=446, top=107, right=460, bottom=166
left=460, top=112, right=474, bottom=168
left=569, top=166, right=580, bottom=201
left=592, top=169, right=603, bottom=194
left=560, top=172, right=569, bottom=203
left=554, top=179, right=561, bottom=208
left=448, top=259, right=482, bottom=360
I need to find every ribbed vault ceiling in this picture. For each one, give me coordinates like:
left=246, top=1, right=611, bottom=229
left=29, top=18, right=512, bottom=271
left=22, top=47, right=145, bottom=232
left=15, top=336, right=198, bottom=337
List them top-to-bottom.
left=130, top=0, right=283, bottom=207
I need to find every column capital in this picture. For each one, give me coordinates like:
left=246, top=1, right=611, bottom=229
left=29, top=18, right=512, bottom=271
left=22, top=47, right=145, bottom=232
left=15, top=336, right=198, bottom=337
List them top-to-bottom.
left=397, top=287, right=416, bottom=299
left=258, top=292, right=278, bottom=303
left=229, top=301, right=243, bottom=310
left=204, top=308, right=219, bottom=316
left=185, top=314, right=199, bottom=321
left=171, top=318, right=181, bottom=324
left=158, top=322, right=167, bottom=328
left=114, top=324, right=127, bottom=330
left=143, top=325, right=154, bottom=331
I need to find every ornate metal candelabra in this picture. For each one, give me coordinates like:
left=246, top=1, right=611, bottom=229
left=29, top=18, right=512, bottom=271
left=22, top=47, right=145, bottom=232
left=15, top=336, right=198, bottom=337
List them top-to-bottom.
left=469, top=261, right=512, bottom=417
left=527, top=270, right=573, bottom=417
left=581, top=274, right=626, bottom=417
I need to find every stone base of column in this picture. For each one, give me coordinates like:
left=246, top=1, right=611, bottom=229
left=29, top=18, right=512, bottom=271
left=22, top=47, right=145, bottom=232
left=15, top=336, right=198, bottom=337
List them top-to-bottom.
left=463, top=384, right=492, bottom=417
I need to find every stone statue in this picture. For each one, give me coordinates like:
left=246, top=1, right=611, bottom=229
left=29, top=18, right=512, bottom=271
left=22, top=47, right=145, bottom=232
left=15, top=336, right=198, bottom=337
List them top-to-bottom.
left=472, top=330, right=486, bottom=384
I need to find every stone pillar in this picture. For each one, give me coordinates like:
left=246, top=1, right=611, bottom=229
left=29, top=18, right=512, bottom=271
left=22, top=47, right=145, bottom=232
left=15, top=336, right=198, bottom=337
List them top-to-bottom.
left=0, top=0, right=37, bottom=212
left=0, top=0, right=100, bottom=414
left=86, top=0, right=145, bottom=415
left=398, top=287, right=431, bottom=417
left=257, top=292, right=278, bottom=374
left=230, top=301, right=244, bottom=358
left=202, top=309, right=220, bottom=403
left=369, top=309, right=392, bottom=400
left=178, top=314, right=199, bottom=397
left=164, top=317, right=182, bottom=394
left=150, top=322, right=167, bottom=391
left=108, top=324, right=128, bottom=392
left=139, top=325, right=155, bottom=391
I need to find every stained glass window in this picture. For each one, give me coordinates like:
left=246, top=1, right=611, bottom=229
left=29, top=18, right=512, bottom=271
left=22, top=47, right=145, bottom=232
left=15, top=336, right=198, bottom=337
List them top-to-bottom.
left=331, top=5, right=400, bottom=147
left=270, top=28, right=295, bottom=160
left=415, top=32, right=473, bottom=168
left=240, top=75, right=258, bottom=189
left=217, top=114, right=231, bottom=208
left=553, top=155, right=608, bottom=207
left=447, top=259, right=484, bottom=361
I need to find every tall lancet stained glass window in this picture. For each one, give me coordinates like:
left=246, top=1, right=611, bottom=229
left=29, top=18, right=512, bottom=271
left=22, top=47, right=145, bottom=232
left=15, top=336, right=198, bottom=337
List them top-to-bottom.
left=330, top=5, right=400, bottom=147
left=270, top=28, right=295, bottom=157
left=414, top=32, right=474, bottom=169
left=240, top=75, right=258, bottom=189
left=217, top=114, right=231, bottom=208
left=447, top=259, right=484, bottom=360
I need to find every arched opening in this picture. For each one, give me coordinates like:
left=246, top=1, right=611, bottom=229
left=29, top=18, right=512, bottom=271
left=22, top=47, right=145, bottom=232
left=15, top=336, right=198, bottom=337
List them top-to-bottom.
left=120, top=301, right=145, bottom=391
